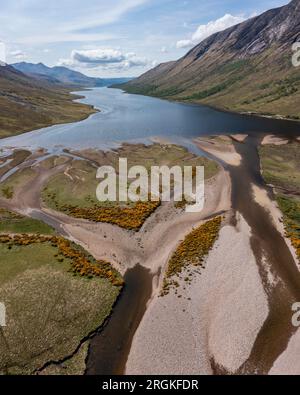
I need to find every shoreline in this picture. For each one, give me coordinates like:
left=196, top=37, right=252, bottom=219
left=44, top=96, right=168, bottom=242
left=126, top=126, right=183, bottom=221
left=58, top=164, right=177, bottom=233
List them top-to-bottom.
left=1, top=87, right=299, bottom=154
left=117, top=87, right=300, bottom=125
left=0, top=89, right=98, bottom=141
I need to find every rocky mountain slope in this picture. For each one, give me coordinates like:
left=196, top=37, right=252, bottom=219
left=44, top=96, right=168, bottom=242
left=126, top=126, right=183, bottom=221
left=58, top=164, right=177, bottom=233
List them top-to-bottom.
left=119, top=0, right=300, bottom=119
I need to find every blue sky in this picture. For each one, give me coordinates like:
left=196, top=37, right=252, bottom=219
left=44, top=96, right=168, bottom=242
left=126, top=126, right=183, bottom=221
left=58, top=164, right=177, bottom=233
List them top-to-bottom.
left=0, top=0, right=290, bottom=77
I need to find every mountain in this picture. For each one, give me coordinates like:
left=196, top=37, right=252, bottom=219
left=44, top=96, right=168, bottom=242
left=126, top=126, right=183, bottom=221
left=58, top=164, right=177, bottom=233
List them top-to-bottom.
left=119, top=0, right=300, bottom=120
left=12, top=62, right=104, bottom=87
left=12, top=62, right=132, bottom=88
left=0, top=64, right=95, bottom=138
left=105, top=77, right=132, bottom=86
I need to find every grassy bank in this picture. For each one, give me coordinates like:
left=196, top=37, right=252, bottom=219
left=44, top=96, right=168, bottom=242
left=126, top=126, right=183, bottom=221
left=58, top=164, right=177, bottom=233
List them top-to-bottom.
left=0, top=66, right=96, bottom=139
left=0, top=92, right=96, bottom=139
left=259, top=141, right=300, bottom=261
left=0, top=167, right=36, bottom=200
left=0, top=208, right=54, bottom=234
left=0, top=210, right=122, bottom=375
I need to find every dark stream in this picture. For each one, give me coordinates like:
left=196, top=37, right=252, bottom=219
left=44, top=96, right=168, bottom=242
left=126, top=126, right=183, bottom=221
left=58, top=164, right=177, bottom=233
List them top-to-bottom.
left=227, top=135, right=300, bottom=374
left=86, top=265, right=153, bottom=375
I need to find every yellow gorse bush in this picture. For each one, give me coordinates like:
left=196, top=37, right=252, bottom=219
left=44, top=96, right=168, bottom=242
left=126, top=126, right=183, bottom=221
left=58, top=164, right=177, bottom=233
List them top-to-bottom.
left=56, top=200, right=161, bottom=231
left=161, top=216, right=222, bottom=296
left=0, top=234, right=124, bottom=287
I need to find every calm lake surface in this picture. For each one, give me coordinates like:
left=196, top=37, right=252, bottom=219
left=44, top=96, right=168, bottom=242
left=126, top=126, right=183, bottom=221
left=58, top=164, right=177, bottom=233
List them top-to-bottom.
left=0, top=87, right=299, bottom=151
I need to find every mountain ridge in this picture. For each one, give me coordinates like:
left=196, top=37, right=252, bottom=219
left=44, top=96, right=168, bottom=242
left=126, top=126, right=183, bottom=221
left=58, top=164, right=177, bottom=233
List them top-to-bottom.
left=118, top=0, right=300, bottom=120
left=12, top=62, right=132, bottom=88
left=12, top=62, right=104, bottom=87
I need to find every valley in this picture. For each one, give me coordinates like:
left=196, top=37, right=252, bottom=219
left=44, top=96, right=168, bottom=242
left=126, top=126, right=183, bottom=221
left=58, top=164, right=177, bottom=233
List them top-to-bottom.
left=118, top=0, right=300, bottom=120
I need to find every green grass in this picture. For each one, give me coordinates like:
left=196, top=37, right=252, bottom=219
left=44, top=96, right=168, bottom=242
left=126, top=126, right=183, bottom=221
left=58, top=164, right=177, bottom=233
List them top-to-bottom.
left=0, top=67, right=96, bottom=138
left=184, top=75, right=245, bottom=101
left=259, top=141, right=300, bottom=261
left=259, top=143, right=300, bottom=193
left=42, top=159, right=99, bottom=210
left=0, top=168, right=36, bottom=200
left=276, top=195, right=300, bottom=261
left=277, top=195, right=300, bottom=238
left=0, top=209, right=54, bottom=235
left=0, top=239, right=120, bottom=374
left=0, top=242, right=70, bottom=286
left=39, top=342, right=89, bottom=375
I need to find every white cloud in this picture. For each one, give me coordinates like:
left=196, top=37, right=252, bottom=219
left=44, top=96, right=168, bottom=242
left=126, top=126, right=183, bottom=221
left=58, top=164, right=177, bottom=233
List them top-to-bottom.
left=176, top=14, right=246, bottom=49
left=192, top=14, right=245, bottom=42
left=176, top=39, right=193, bottom=49
left=0, top=42, right=6, bottom=63
left=161, top=46, right=168, bottom=53
left=58, top=48, right=149, bottom=70
left=72, top=49, right=125, bottom=64
left=10, top=50, right=27, bottom=60
left=125, top=53, right=148, bottom=67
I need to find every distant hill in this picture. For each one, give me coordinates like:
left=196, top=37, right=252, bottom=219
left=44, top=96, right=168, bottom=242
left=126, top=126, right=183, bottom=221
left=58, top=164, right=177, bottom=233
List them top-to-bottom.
left=119, top=0, right=300, bottom=120
left=12, top=62, right=104, bottom=88
left=12, top=62, right=132, bottom=89
left=0, top=64, right=96, bottom=138
left=105, top=77, right=132, bottom=86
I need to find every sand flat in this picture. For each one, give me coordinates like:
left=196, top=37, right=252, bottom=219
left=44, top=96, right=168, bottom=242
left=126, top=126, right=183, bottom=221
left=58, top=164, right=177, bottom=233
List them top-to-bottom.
left=230, top=134, right=248, bottom=142
left=261, top=135, right=289, bottom=145
left=195, top=137, right=242, bottom=166
left=125, top=214, right=269, bottom=374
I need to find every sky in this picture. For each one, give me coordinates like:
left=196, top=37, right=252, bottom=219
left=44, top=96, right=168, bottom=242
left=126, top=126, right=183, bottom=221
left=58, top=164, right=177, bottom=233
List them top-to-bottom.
left=0, top=0, right=290, bottom=77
